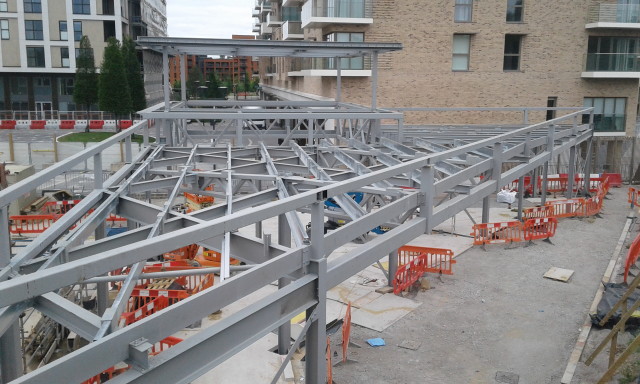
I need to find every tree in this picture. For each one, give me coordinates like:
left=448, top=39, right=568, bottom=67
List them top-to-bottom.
left=73, top=36, right=98, bottom=113
left=121, top=37, right=146, bottom=113
left=98, top=38, right=131, bottom=123
left=186, top=66, right=203, bottom=99
left=205, top=72, right=221, bottom=99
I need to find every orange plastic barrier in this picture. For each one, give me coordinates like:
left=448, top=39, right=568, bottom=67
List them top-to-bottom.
left=0, top=120, right=16, bottom=129
left=29, top=120, right=46, bottom=129
left=60, top=120, right=75, bottom=129
left=88, top=120, right=104, bottom=130
left=118, top=120, right=133, bottom=129
left=603, top=173, right=623, bottom=188
left=503, top=176, right=533, bottom=195
left=538, top=177, right=568, bottom=195
left=630, top=187, right=640, bottom=208
left=581, top=195, right=603, bottom=217
left=544, top=198, right=585, bottom=218
left=523, top=206, right=552, bottom=220
left=9, top=214, right=57, bottom=234
left=523, top=217, right=558, bottom=242
left=470, top=221, right=523, bottom=246
left=624, top=233, right=640, bottom=283
left=397, top=246, right=455, bottom=275
left=393, top=247, right=455, bottom=294
left=393, top=257, right=427, bottom=294
left=128, top=265, right=215, bottom=308
left=119, top=296, right=169, bottom=327
left=341, top=302, right=352, bottom=364
left=150, top=336, right=183, bottom=356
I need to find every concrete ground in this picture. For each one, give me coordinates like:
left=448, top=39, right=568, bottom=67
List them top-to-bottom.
left=331, top=187, right=632, bottom=384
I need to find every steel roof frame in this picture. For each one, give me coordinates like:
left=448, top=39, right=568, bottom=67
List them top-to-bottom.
left=0, top=106, right=595, bottom=384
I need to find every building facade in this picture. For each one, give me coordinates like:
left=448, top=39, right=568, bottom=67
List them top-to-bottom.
left=0, top=0, right=167, bottom=116
left=257, top=0, right=640, bottom=173
left=169, top=35, right=259, bottom=92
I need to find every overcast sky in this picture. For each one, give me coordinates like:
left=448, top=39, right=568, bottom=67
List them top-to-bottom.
left=167, top=1, right=256, bottom=38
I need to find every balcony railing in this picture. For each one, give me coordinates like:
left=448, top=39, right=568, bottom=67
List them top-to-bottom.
left=302, top=0, right=372, bottom=28
left=588, top=4, right=640, bottom=24
left=283, top=21, right=303, bottom=39
left=585, top=53, right=640, bottom=72
left=290, top=56, right=371, bottom=72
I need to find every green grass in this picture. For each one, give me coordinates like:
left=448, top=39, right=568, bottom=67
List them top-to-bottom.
left=58, top=132, right=154, bottom=143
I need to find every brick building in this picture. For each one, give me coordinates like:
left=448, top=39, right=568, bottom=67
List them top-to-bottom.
left=257, top=0, right=640, bottom=173
left=169, top=35, right=259, bottom=87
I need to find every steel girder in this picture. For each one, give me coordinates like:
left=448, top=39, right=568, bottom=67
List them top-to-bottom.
left=0, top=108, right=594, bottom=384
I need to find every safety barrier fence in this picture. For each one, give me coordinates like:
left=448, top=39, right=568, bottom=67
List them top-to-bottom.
left=1, top=119, right=141, bottom=131
left=502, top=174, right=619, bottom=196
left=522, top=178, right=609, bottom=221
left=630, top=187, right=640, bottom=208
left=9, top=210, right=126, bottom=234
left=523, top=217, right=558, bottom=242
left=471, top=218, right=559, bottom=246
left=471, top=221, right=524, bottom=246
left=623, top=233, right=640, bottom=284
left=393, top=246, right=455, bottom=294
left=119, top=296, right=170, bottom=328
left=341, top=302, right=353, bottom=365
left=326, top=336, right=332, bottom=384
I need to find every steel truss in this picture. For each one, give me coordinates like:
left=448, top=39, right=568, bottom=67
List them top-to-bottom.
left=0, top=38, right=595, bottom=384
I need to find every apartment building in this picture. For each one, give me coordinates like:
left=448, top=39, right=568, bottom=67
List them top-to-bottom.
left=0, top=0, right=167, bottom=116
left=257, top=0, right=640, bottom=172
left=169, top=35, right=259, bottom=92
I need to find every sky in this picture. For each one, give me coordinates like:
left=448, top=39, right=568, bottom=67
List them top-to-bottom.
left=167, top=1, right=256, bottom=39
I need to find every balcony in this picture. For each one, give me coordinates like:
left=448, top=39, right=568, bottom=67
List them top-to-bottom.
left=301, top=0, right=373, bottom=29
left=587, top=4, right=640, bottom=29
left=252, top=8, right=259, bottom=17
left=267, top=12, right=283, bottom=27
left=283, top=21, right=304, bottom=40
left=252, top=22, right=261, bottom=33
left=260, top=22, right=273, bottom=36
left=582, top=52, right=640, bottom=78
left=288, top=56, right=371, bottom=77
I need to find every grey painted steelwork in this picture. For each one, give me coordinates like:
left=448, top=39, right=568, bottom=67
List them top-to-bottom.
left=0, top=37, right=596, bottom=384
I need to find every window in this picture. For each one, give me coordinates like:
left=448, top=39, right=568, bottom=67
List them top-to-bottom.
left=0, top=0, right=7, bottom=12
left=23, top=0, right=41, bottom=13
left=73, top=0, right=90, bottom=14
left=454, top=0, right=473, bottom=22
left=506, top=0, right=523, bottom=22
left=282, top=6, right=301, bottom=22
left=0, top=19, right=8, bottom=40
left=25, top=20, right=43, bottom=40
left=103, top=20, right=115, bottom=41
left=59, top=21, right=67, bottom=40
left=73, top=21, right=82, bottom=41
left=325, top=32, right=365, bottom=69
left=452, top=34, right=471, bottom=71
left=503, top=34, right=523, bottom=70
left=586, top=36, right=640, bottom=72
left=26, top=46, right=45, bottom=67
left=61, top=47, right=69, bottom=67
left=11, top=77, right=27, bottom=95
left=58, top=78, right=74, bottom=96
left=546, top=97, right=557, bottom=121
left=583, top=97, right=626, bottom=132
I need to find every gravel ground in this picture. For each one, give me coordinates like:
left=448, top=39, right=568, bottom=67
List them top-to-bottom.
left=331, top=187, right=632, bottom=384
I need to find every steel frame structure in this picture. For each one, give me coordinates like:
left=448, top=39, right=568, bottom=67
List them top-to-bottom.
left=0, top=38, right=595, bottom=384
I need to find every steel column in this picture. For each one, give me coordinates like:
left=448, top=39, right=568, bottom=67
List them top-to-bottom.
left=180, top=54, right=187, bottom=102
left=420, top=165, right=435, bottom=233
left=305, top=201, right=327, bottom=384
left=277, top=214, right=292, bottom=355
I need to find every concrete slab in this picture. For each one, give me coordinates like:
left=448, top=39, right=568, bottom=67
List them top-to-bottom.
left=543, top=267, right=574, bottom=282
left=350, top=293, right=421, bottom=332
